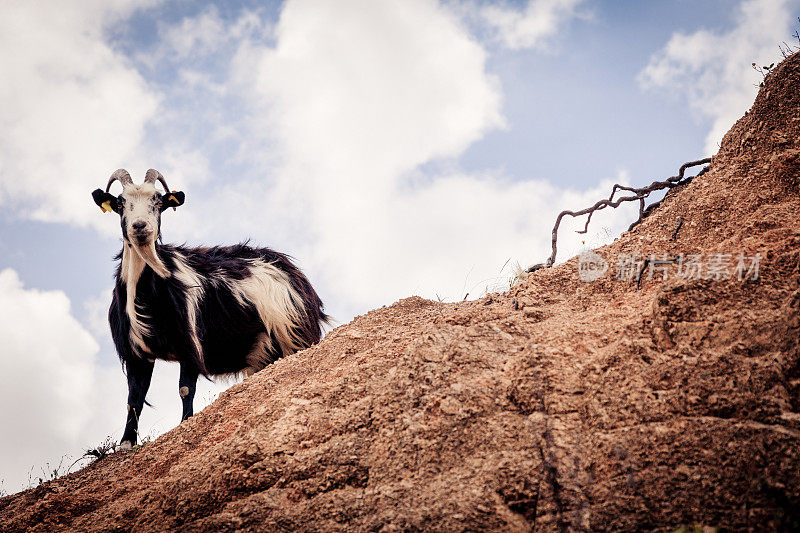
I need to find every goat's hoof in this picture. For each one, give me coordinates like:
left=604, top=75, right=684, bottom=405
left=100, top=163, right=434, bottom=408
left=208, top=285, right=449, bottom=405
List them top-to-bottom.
left=119, top=440, right=133, bottom=451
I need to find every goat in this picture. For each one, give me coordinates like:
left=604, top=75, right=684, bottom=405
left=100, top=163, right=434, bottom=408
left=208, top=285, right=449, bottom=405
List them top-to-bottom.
left=92, top=169, right=328, bottom=449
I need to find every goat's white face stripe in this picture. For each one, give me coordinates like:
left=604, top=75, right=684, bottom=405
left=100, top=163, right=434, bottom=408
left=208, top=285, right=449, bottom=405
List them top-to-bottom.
left=119, top=183, right=160, bottom=241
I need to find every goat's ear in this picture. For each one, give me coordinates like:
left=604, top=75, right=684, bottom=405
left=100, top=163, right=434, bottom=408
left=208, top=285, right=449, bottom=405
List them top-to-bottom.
left=92, top=189, right=119, bottom=214
left=161, top=191, right=185, bottom=212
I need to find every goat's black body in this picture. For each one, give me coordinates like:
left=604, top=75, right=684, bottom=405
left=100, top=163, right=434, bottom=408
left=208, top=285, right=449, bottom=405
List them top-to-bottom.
left=109, top=242, right=327, bottom=446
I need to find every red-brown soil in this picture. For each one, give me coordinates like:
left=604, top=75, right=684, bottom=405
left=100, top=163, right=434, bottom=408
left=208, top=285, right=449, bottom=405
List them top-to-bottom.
left=1, top=53, right=799, bottom=532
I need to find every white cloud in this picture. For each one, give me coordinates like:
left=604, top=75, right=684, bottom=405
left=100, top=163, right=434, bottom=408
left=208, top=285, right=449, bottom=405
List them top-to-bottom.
left=0, top=0, right=215, bottom=238
left=207, top=0, right=635, bottom=318
left=243, top=0, right=504, bottom=178
left=480, top=0, right=587, bottom=51
left=639, top=0, right=799, bottom=154
left=0, top=1, right=161, bottom=230
left=158, top=5, right=270, bottom=61
left=161, top=6, right=228, bottom=59
left=307, top=173, right=638, bottom=310
left=0, top=269, right=100, bottom=491
left=0, top=269, right=233, bottom=494
left=82, top=287, right=114, bottom=339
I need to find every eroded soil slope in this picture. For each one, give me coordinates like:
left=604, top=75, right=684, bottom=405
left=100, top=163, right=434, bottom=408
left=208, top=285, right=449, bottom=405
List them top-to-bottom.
left=1, top=54, right=799, bottom=532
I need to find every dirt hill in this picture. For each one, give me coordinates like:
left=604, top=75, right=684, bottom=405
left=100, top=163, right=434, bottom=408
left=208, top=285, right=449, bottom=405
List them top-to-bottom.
left=2, top=53, right=799, bottom=532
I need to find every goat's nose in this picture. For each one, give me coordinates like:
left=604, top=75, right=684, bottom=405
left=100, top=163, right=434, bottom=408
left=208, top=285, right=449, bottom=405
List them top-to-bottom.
left=132, top=221, right=147, bottom=231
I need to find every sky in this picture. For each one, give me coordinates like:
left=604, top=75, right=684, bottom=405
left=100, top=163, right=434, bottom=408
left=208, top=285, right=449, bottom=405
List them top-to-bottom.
left=0, top=0, right=798, bottom=494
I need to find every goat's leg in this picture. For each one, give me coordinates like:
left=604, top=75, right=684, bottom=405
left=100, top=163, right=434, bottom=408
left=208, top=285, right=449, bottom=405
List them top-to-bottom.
left=120, top=357, right=154, bottom=450
left=179, top=362, right=199, bottom=421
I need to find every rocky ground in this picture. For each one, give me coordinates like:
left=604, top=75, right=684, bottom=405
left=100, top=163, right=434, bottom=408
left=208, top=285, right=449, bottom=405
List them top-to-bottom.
left=1, top=53, right=799, bottom=533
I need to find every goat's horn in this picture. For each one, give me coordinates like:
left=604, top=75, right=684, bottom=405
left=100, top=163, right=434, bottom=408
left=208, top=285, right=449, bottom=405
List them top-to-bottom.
left=105, top=169, right=133, bottom=193
left=144, top=169, right=170, bottom=194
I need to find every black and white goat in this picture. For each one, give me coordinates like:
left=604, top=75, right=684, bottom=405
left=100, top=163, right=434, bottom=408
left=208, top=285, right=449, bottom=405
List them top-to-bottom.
left=92, top=169, right=328, bottom=449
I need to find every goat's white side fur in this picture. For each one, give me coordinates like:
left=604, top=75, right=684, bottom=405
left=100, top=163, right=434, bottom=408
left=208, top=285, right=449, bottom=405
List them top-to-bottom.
left=121, top=244, right=305, bottom=370
left=123, top=245, right=204, bottom=363
left=170, top=252, right=205, bottom=363
left=228, top=260, right=306, bottom=360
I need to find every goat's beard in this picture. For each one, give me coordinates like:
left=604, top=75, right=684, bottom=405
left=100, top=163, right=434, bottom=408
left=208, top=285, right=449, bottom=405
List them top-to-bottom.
left=130, top=239, right=170, bottom=279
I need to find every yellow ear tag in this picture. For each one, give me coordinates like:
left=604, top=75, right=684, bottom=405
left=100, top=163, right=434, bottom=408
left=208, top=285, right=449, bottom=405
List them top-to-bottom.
left=167, top=193, right=179, bottom=211
left=100, top=200, right=112, bottom=213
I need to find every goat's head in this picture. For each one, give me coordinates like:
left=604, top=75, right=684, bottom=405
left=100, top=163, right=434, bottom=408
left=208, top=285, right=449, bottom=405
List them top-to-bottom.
left=92, top=169, right=185, bottom=244
left=92, top=170, right=185, bottom=274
